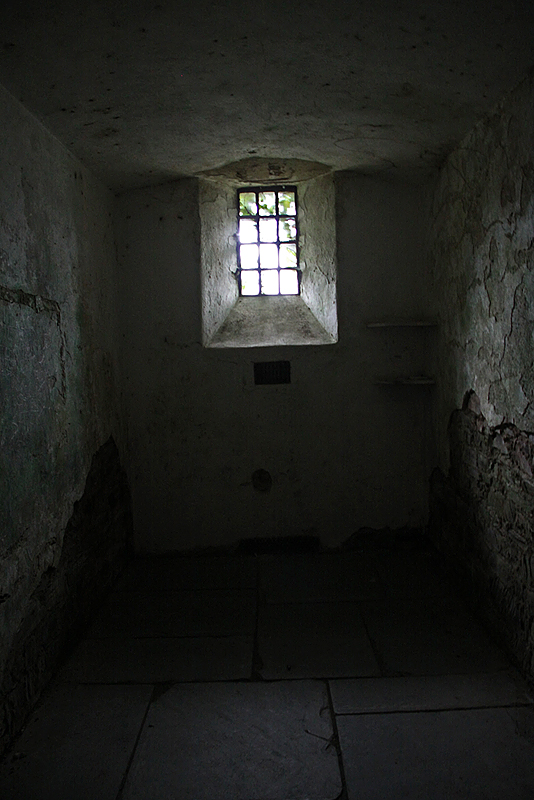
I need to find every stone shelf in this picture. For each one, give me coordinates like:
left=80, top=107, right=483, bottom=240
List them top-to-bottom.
left=366, top=320, right=437, bottom=328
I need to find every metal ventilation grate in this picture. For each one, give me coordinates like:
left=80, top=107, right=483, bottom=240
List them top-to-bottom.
left=254, top=360, right=291, bottom=385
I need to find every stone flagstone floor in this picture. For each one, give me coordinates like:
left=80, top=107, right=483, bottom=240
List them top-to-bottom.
left=1, top=545, right=534, bottom=799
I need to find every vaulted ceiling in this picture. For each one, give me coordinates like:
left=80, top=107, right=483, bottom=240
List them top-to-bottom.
left=1, top=0, right=533, bottom=190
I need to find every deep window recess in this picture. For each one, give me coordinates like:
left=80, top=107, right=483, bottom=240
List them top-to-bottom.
left=237, top=186, right=300, bottom=296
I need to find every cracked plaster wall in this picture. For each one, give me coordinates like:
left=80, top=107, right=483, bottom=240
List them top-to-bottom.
left=428, top=71, right=534, bottom=466
left=428, top=72, right=534, bottom=676
left=0, top=83, right=127, bottom=747
left=116, top=172, right=432, bottom=552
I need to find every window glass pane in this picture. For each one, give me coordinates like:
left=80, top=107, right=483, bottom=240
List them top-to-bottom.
left=278, top=191, right=296, bottom=215
left=239, top=192, right=257, bottom=216
left=258, top=192, right=276, bottom=216
left=259, top=218, right=277, bottom=242
left=279, top=218, right=297, bottom=241
left=239, top=219, right=258, bottom=243
left=259, top=243, right=278, bottom=269
left=279, top=243, right=297, bottom=268
left=240, top=244, right=259, bottom=269
left=279, top=269, right=299, bottom=295
left=241, top=270, right=260, bottom=295
left=261, top=270, right=279, bottom=295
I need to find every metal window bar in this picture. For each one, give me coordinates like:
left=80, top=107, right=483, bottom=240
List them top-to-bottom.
left=237, top=185, right=300, bottom=296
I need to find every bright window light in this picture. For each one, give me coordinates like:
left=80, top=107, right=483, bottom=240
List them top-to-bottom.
left=237, top=186, right=300, bottom=296
left=280, top=269, right=299, bottom=295
left=241, top=270, right=260, bottom=295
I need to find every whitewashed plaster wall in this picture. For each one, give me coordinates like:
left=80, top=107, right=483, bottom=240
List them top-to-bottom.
left=428, top=70, right=534, bottom=470
left=0, top=84, right=121, bottom=717
left=116, top=173, right=433, bottom=552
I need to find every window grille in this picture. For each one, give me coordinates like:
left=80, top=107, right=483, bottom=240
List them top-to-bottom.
left=237, top=186, right=300, bottom=296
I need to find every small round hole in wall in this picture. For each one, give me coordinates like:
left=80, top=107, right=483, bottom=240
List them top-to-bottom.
left=252, top=469, right=272, bottom=492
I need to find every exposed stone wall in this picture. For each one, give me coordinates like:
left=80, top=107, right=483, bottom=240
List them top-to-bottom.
left=428, top=71, right=534, bottom=678
left=0, top=84, right=128, bottom=753
left=430, top=393, right=534, bottom=677
left=0, top=438, right=132, bottom=755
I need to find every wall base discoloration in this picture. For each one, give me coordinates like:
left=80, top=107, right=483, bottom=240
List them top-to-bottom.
left=1, top=83, right=125, bottom=756
left=429, top=392, right=534, bottom=680
left=0, top=438, right=132, bottom=757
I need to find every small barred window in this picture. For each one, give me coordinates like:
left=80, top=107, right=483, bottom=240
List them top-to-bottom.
left=237, top=186, right=300, bottom=296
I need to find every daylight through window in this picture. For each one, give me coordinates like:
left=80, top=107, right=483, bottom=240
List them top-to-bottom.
left=237, top=186, right=300, bottom=296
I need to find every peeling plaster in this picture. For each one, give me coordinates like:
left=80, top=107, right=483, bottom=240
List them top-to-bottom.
left=428, top=72, right=534, bottom=463
left=1, top=82, right=122, bottom=745
left=1, top=284, right=67, bottom=399
left=430, top=395, right=534, bottom=678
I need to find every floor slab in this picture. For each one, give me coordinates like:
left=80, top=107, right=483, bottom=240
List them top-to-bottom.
left=4, top=549, right=533, bottom=800
left=370, top=550, right=452, bottom=600
left=260, top=552, right=383, bottom=603
left=116, top=555, right=258, bottom=593
left=89, top=589, right=256, bottom=638
left=361, top=598, right=509, bottom=676
left=258, top=602, right=381, bottom=679
left=59, top=636, right=253, bottom=683
left=330, top=670, right=534, bottom=714
left=122, top=680, right=342, bottom=800
left=0, top=684, right=152, bottom=800
left=338, top=706, right=534, bottom=800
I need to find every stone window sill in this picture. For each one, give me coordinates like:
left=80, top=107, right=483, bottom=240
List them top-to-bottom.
left=207, top=296, right=337, bottom=348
